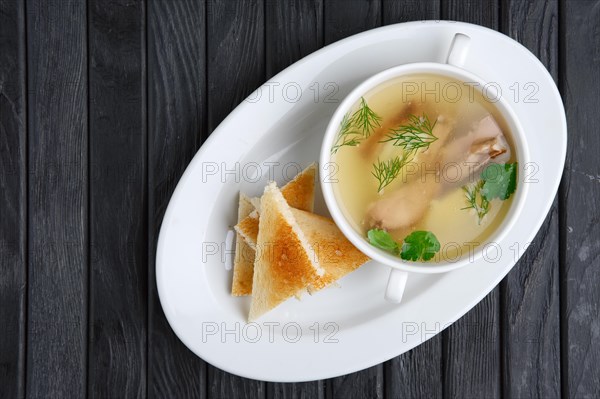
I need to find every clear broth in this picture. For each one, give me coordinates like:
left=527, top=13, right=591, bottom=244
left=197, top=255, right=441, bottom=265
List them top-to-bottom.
left=332, top=73, right=516, bottom=262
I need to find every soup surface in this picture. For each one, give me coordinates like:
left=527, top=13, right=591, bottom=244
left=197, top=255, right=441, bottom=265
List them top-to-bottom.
left=331, top=73, right=518, bottom=262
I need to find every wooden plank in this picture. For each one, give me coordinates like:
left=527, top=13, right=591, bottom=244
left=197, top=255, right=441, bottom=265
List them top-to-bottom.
left=0, top=0, right=27, bottom=397
left=25, top=0, right=88, bottom=397
left=87, top=0, right=147, bottom=397
left=147, top=0, right=207, bottom=397
left=206, top=0, right=265, bottom=133
left=265, top=0, right=323, bottom=78
left=324, top=0, right=381, bottom=43
left=382, top=0, right=440, bottom=25
left=442, top=0, right=499, bottom=24
left=205, top=1, right=265, bottom=395
left=265, top=1, right=323, bottom=397
left=322, top=1, right=382, bottom=397
left=500, top=1, right=561, bottom=398
left=561, top=1, right=600, bottom=398
left=381, top=2, right=443, bottom=398
left=441, top=2, right=502, bottom=398
left=501, top=204, right=561, bottom=398
left=443, top=296, right=501, bottom=398
left=385, top=338, right=442, bottom=399
left=326, top=365, right=383, bottom=399
left=209, top=370, right=266, bottom=399
left=268, top=382, right=324, bottom=399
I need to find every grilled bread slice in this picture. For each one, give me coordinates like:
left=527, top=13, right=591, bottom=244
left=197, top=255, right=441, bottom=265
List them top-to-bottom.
left=235, top=163, right=316, bottom=247
left=240, top=163, right=316, bottom=218
left=279, top=163, right=316, bottom=212
left=232, top=164, right=316, bottom=295
left=248, top=182, right=324, bottom=321
left=231, top=194, right=257, bottom=296
left=236, top=203, right=369, bottom=294
left=290, top=208, right=369, bottom=292
left=235, top=210, right=259, bottom=250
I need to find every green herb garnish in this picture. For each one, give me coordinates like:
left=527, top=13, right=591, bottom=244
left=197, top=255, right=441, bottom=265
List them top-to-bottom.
left=331, top=97, right=382, bottom=154
left=350, top=97, right=382, bottom=137
left=371, top=113, right=438, bottom=191
left=380, top=113, right=438, bottom=151
left=331, top=114, right=362, bottom=153
left=371, top=154, right=411, bottom=193
left=461, top=162, right=518, bottom=224
left=480, top=162, right=518, bottom=200
left=461, top=180, right=490, bottom=225
left=367, top=229, right=440, bottom=262
left=367, top=229, right=400, bottom=255
left=400, top=231, right=441, bottom=262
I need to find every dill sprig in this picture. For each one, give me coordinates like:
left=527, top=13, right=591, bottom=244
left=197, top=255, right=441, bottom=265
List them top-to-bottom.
left=331, top=97, right=382, bottom=154
left=350, top=97, right=382, bottom=137
left=331, top=113, right=361, bottom=154
left=370, top=113, right=438, bottom=191
left=381, top=113, right=438, bottom=151
left=372, top=154, right=411, bottom=193
left=461, top=180, right=490, bottom=224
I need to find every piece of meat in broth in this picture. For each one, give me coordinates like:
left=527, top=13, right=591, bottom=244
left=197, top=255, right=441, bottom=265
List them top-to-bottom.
left=367, top=114, right=511, bottom=231
left=440, top=114, right=511, bottom=189
left=366, top=117, right=455, bottom=230
left=367, top=175, right=440, bottom=230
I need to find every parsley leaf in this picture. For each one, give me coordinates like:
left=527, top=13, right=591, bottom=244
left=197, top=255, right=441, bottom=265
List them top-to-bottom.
left=480, top=162, right=518, bottom=201
left=367, top=229, right=400, bottom=255
left=367, top=229, right=441, bottom=262
left=400, top=231, right=440, bottom=262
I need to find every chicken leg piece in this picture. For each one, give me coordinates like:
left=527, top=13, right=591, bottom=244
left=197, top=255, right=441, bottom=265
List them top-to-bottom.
left=367, top=114, right=511, bottom=231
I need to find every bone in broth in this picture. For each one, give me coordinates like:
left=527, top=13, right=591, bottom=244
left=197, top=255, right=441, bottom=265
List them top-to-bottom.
left=331, top=74, right=518, bottom=263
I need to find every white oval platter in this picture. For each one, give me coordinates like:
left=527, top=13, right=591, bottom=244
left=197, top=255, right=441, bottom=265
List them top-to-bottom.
left=156, top=21, right=567, bottom=382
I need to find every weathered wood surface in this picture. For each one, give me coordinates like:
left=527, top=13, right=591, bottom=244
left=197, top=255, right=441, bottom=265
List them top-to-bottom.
left=0, top=0, right=597, bottom=398
left=0, top=0, right=26, bottom=397
left=26, top=0, right=89, bottom=397
left=88, top=0, right=147, bottom=397
left=147, top=0, right=207, bottom=397
left=562, top=1, right=600, bottom=398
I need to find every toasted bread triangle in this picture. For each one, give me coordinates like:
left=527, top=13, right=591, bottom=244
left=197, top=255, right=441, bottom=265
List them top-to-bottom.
left=235, top=163, right=316, bottom=247
left=245, top=163, right=316, bottom=216
left=280, top=163, right=316, bottom=212
left=232, top=164, right=316, bottom=296
left=248, top=183, right=323, bottom=321
left=231, top=194, right=256, bottom=296
left=290, top=208, right=369, bottom=292
left=234, top=210, right=258, bottom=250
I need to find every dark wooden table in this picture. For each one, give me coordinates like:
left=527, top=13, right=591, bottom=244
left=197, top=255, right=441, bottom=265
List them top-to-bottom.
left=1, top=0, right=598, bottom=398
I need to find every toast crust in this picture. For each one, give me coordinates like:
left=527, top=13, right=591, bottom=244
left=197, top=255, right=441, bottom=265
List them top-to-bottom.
left=280, top=163, right=316, bottom=212
left=235, top=164, right=316, bottom=247
left=248, top=183, right=322, bottom=321
left=231, top=194, right=257, bottom=296
left=234, top=211, right=259, bottom=249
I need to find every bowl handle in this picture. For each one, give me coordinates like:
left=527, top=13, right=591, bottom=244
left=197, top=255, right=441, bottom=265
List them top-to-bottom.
left=446, top=33, right=471, bottom=68
left=384, top=268, right=408, bottom=303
